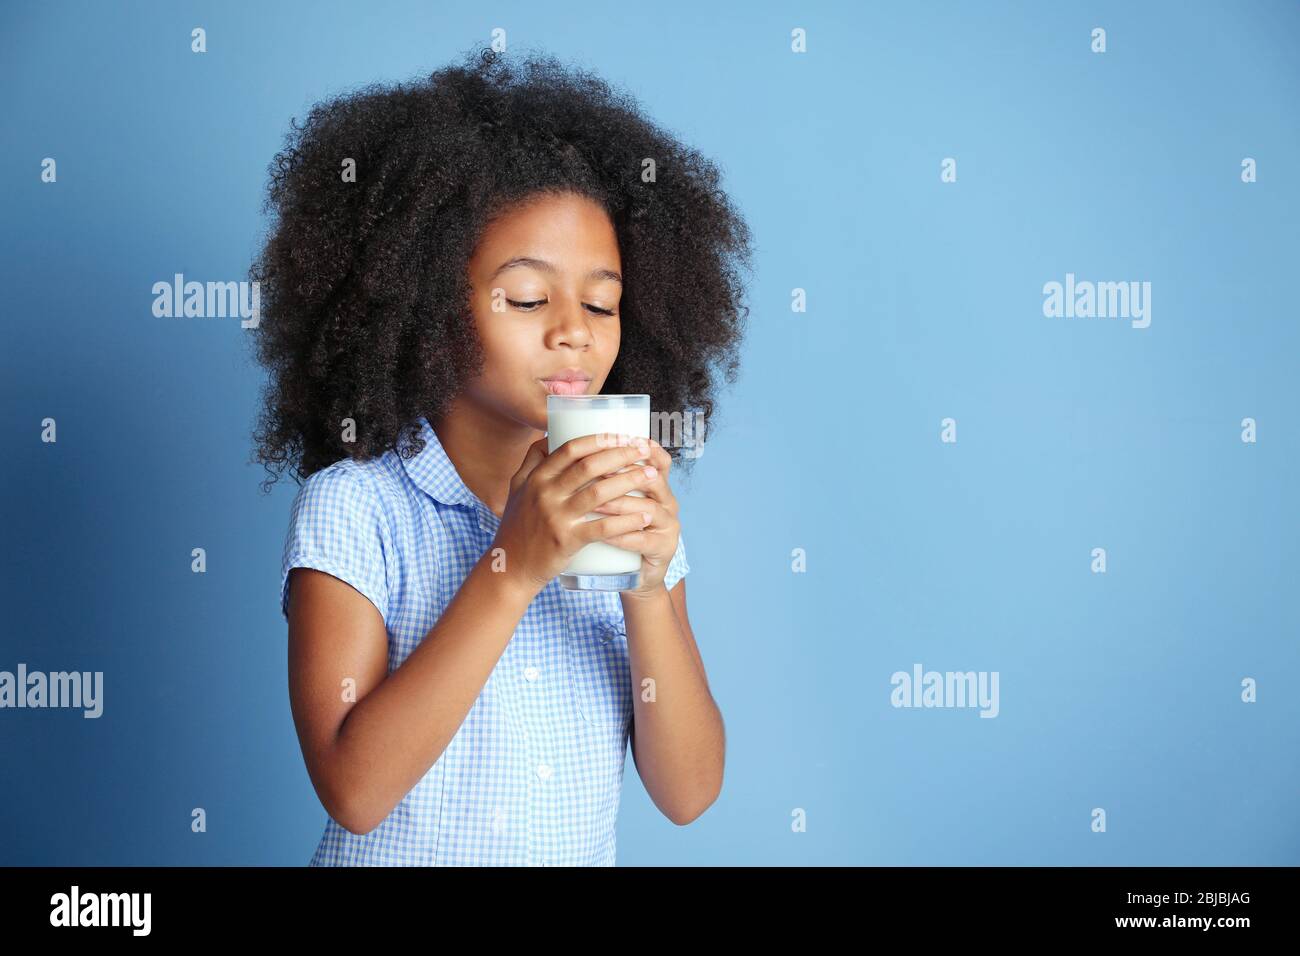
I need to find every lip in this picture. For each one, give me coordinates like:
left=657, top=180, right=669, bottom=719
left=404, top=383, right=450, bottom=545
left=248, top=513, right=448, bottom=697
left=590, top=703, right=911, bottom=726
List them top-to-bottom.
left=541, top=368, right=593, bottom=383
left=540, top=377, right=591, bottom=396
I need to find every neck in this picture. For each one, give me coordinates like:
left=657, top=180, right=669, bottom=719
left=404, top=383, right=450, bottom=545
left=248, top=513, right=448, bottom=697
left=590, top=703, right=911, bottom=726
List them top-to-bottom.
left=430, top=398, right=545, bottom=518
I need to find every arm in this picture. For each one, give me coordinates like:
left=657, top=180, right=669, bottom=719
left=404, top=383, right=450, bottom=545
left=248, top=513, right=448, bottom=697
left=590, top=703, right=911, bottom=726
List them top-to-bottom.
left=286, top=432, right=660, bottom=835
left=286, top=553, right=538, bottom=835
left=622, top=576, right=725, bottom=825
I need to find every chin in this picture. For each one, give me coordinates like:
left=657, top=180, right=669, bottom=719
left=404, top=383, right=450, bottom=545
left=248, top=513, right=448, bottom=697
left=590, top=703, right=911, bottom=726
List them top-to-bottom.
left=524, top=401, right=549, bottom=434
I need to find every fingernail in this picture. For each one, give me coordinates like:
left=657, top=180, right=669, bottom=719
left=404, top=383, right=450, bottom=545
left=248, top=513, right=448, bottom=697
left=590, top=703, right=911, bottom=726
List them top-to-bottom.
left=643, top=466, right=657, bottom=478
left=641, top=512, right=652, bottom=525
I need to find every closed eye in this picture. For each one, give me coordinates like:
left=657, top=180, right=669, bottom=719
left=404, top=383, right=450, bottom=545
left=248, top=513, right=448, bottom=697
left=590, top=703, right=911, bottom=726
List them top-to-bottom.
left=507, top=298, right=616, bottom=316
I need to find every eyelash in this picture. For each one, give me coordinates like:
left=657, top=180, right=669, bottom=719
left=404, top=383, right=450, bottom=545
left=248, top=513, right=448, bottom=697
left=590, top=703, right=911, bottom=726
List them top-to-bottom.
left=507, top=298, right=615, bottom=316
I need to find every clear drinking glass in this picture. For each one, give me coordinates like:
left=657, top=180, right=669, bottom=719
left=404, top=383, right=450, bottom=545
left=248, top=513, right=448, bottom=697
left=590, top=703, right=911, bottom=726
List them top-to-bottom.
left=546, top=394, right=651, bottom=590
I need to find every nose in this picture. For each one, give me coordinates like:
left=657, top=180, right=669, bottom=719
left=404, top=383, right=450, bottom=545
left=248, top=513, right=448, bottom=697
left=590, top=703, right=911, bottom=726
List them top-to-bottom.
left=545, top=295, right=595, bottom=349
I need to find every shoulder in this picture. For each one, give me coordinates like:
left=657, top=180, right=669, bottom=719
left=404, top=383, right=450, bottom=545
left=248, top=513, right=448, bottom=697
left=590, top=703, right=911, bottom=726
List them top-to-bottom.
left=292, top=454, right=405, bottom=523
left=281, top=455, right=406, bottom=623
left=283, top=455, right=411, bottom=567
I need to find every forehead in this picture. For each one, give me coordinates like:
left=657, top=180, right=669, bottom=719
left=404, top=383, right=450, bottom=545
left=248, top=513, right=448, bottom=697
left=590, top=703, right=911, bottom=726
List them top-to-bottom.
left=472, top=192, right=619, bottom=268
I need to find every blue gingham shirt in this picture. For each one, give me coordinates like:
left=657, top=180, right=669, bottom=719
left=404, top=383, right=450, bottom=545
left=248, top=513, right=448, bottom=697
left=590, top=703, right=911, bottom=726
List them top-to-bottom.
left=280, top=415, right=689, bottom=866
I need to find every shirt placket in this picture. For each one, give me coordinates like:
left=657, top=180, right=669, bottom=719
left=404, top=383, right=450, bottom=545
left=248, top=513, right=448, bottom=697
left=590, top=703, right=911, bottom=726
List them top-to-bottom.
left=474, top=502, right=556, bottom=867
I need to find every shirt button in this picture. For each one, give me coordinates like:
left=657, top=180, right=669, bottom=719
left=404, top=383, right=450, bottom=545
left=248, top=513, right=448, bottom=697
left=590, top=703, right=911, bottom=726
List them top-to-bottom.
left=524, top=666, right=540, bottom=682
left=536, top=762, right=553, bottom=780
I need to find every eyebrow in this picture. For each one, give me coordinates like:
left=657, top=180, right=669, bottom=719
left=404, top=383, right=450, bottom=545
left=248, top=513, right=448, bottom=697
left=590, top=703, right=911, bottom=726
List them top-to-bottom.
left=489, top=256, right=622, bottom=285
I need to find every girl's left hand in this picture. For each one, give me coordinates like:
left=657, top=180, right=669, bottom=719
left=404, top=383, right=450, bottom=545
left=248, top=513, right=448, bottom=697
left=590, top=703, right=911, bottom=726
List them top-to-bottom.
left=590, top=438, right=680, bottom=596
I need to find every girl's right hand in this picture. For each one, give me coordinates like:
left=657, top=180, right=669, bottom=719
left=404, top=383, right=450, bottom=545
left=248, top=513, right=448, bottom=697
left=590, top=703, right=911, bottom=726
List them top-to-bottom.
left=492, top=432, right=660, bottom=593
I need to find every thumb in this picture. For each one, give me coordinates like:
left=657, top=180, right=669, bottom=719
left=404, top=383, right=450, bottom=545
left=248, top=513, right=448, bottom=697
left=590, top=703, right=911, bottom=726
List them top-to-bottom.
left=510, top=436, right=550, bottom=492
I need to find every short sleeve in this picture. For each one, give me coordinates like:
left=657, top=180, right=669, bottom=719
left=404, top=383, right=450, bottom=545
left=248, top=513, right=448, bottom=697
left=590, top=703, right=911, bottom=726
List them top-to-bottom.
left=281, top=465, right=391, bottom=624
left=663, top=531, right=690, bottom=593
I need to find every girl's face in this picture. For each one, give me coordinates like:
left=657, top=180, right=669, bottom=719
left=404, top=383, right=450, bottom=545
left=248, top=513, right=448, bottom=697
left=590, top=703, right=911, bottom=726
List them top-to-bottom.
left=463, top=190, right=623, bottom=433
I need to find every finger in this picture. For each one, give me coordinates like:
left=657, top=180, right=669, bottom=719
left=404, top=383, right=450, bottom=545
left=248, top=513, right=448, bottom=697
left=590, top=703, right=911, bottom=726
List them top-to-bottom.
left=534, top=431, right=635, bottom=484
left=555, top=436, right=651, bottom=499
left=510, top=437, right=550, bottom=493
left=604, top=438, right=672, bottom=497
left=646, top=438, right=672, bottom=475
left=569, top=460, right=660, bottom=515
left=604, top=461, right=676, bottom=512
left=629, top=469, right=676, bottom=510
left=590, top=496, right=666, bottom=527
left=578, top=509, right=653, bottom=545
left=599, top=528, right=662, bottom=554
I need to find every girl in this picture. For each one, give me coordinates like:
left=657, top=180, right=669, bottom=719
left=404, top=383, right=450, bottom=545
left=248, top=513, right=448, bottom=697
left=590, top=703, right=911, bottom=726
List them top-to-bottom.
left=251, top=48, right=752, bottom=866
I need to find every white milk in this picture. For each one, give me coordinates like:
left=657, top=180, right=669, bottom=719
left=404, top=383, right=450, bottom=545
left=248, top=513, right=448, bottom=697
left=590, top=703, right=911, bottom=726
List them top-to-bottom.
left=546, top=395, right=651, bottom=586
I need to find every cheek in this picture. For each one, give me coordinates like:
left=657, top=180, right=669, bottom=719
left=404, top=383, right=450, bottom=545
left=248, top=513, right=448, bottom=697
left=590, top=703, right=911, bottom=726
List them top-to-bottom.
left=597, top=320, right=620, bottom=354
left=477, top=326, right=541, bottom=382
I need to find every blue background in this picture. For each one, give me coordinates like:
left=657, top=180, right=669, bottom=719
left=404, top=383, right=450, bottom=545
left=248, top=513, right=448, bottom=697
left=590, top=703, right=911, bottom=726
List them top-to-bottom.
left=2, top=0, right=1297, bottom=865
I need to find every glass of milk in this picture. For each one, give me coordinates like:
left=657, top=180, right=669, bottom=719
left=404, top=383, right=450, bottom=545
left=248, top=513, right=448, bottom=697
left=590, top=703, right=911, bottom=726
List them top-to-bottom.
left=546, top=394, right=651, bottom=590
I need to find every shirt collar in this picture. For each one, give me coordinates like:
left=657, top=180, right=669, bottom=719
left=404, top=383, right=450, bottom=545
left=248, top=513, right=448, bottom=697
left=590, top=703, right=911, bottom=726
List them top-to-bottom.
left=400, top=416, right=477, bottom=509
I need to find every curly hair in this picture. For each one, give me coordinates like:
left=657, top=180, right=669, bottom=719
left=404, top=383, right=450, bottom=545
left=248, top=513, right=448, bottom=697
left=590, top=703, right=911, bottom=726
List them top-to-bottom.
left=247, top=46, right=753, bottom=492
